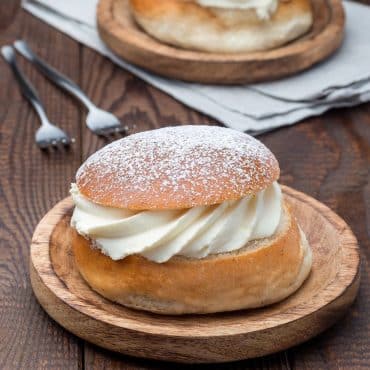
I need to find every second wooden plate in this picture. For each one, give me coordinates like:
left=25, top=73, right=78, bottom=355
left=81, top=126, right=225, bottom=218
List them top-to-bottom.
left=97, top=0, right=345, bottom=84
left=30, top=186, right=360, bottom=363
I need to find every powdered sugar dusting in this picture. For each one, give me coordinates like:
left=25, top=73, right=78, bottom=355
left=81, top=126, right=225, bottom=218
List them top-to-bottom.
left=76, top=125, right=279, bottom=209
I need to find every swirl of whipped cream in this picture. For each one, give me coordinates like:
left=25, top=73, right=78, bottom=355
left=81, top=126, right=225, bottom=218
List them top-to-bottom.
left=196, top=0, right=279, bottom=19
left=70, top=182, right=282, bottom=263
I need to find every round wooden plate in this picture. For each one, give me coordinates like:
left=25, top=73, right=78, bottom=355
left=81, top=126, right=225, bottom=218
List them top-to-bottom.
left=97, top=0, right=345, bottom=84
left=30, top=186, right=360, bottom=363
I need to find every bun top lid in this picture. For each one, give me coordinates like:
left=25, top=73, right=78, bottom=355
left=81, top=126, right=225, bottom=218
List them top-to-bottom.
left=76, top=125, right=280, bottom=210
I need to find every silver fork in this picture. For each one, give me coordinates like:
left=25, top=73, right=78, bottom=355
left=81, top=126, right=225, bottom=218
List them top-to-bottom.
left=14, top=40, right=124, bottom=136
left=1, top=45, right=73, bottom=149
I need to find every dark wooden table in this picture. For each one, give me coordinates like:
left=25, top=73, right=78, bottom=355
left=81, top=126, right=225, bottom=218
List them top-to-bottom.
left=1, top=3, right=369, bottom=369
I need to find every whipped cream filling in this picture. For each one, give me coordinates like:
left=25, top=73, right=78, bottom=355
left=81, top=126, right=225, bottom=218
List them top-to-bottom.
left=196, top=0, right=279, bottom=19
left=70, top=182, right=282, bottom=263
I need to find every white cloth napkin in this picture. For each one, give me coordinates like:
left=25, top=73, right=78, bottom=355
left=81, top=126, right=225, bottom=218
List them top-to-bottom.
left=22, top=0, right=370, bottom=133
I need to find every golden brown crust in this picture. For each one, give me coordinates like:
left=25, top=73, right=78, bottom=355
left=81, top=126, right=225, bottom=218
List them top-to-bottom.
left=129, top=0, right=313, bottom=53
left=76, top=126, right=280, bottom=210
left=72, top=205, right=312, bottom=314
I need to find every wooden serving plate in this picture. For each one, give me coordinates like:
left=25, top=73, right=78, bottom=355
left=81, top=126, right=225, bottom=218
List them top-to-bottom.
left=97, top=0, right=345, bottom=84
left=30, top=186, right=360, bottom=363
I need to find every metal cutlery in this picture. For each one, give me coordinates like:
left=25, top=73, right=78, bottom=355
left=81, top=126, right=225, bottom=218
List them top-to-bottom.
left=14, top=40, right=124, bottom=136
left=1, top=45, right=73, bottom=149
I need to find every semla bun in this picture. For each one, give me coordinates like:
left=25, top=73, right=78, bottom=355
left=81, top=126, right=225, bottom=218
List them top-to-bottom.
left=71, top=126, right=312, bottom=314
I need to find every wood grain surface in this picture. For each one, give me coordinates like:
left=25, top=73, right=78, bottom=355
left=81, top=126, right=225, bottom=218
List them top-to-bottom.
left=97, top=0, right=344, bottom=84
left=0, top=2, right=369, bottom=369
left=30, top=188, right=360, bottom=363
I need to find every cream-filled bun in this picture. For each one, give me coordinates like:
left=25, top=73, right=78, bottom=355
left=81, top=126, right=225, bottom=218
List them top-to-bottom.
left=128, top=0, right=313, bottom=53
left=70, top=125, right=312, bottom=314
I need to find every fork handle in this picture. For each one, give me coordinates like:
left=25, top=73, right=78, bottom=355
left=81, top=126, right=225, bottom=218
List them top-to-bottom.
left=14, top=40, right=96, bottom=110
left=1, top=45, right=50, bottom=125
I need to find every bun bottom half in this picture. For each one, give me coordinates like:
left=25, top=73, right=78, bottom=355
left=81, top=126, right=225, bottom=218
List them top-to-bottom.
left=129, top=0, right=313, bottom=53
left=71, top=204, right=312, bottom=314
